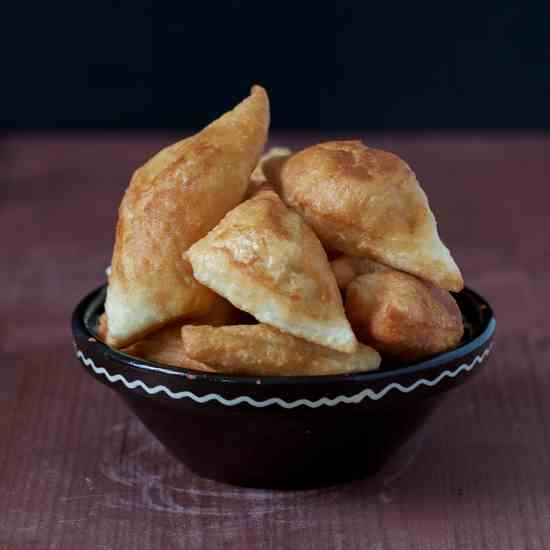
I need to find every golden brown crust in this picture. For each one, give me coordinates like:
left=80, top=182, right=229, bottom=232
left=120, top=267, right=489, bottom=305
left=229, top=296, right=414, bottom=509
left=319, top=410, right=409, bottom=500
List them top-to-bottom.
left=105, top=86, right=270, bottom=348
left=274, top=141, right=463, bottom=291
left=248, top=146, right=292, bottom=196
left=185, top=189, right=358, bottom=353
left=330, top=256, right=390, bottom=290
left=345, top=271, right=464, bottom=363
left=191, top=294, right=249, bottom=327
left=96, top=313, right=108, bottom=341
left=123, top=324, right=214, bottom=372
left=180, top=324, right=380, bottom=376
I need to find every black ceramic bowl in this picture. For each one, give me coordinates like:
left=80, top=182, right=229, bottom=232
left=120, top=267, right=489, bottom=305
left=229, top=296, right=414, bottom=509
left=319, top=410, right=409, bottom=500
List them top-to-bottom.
left=72, top=285, right=495, bottom=489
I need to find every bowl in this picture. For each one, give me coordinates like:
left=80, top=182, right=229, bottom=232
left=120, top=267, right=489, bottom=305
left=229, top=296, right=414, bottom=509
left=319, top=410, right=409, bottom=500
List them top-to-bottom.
left=71, top=285, right=495, bottom=489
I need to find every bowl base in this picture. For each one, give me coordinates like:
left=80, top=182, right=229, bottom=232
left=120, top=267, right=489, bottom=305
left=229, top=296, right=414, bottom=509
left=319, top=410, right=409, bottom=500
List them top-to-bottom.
left=123, top=394, right=442, bottom=490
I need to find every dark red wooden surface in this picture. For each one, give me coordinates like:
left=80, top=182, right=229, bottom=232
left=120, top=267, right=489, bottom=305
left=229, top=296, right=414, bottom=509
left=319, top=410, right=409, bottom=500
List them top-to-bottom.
left=1, top=133, right=549, bottom=550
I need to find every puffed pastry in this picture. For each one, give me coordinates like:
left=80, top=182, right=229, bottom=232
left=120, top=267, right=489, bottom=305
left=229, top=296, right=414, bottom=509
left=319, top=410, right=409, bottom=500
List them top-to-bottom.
left=104, top=86, right=270, bottom=348
left=272, top=141, right=463, bottom=292
left=249, top=147, right=292, bottom=188
left=185, top=189, right=358, bottom=353
left=330, top=256, right=390, bottom=290
left=345, top=270, right=464, bottom=363
left=97, top=293, right=244, bottom=339
left=191, top=294, right=250, bottom=327
left=96, top=312, right=108, bottom=340
left=123, top=324, right=214, bottom=372
left=180, top=324, right=380, bottom=376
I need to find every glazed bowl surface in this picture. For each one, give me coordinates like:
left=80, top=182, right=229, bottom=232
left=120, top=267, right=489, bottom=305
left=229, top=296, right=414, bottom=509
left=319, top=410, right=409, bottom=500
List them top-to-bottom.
left=72, top=285, right=495, bottom=488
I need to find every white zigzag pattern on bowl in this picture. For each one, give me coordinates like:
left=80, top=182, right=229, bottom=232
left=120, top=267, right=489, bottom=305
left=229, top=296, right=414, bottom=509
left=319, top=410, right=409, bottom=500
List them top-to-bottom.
left=75, top=345, right=492, bottom=409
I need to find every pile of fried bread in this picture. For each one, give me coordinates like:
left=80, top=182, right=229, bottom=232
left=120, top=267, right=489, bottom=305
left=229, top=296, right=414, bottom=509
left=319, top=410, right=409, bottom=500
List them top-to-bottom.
left=97, top=85, right=464, bottom=376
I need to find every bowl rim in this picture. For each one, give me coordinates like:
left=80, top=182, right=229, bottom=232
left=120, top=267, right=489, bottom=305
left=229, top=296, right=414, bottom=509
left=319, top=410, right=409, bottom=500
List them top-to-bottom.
left=72, top=284, right=496, bottom=387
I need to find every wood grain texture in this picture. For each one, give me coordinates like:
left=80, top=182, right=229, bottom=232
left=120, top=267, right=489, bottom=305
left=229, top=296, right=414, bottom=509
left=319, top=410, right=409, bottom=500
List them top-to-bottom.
left=1, top=133, right=549, bottom=550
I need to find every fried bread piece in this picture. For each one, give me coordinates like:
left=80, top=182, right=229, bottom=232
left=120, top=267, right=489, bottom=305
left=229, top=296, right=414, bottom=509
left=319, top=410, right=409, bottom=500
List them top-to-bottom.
left=105, top=86, right=270, bottom=347
left=273, top=141, right=463, bottom=291
left=250, top=147, right=292, bottom=188
left=185, top=189, right=357, bottom=353
left=330, top=256, right=390, bottom=289
left=345, top=271, right=464, bottom=363
left=191, top=294, right=249, bottom=327
left=96, top=312, right=108, bottom=341
left=123, top=324, right=214, bottom=372
left=180, top=324, right=380, bottom=375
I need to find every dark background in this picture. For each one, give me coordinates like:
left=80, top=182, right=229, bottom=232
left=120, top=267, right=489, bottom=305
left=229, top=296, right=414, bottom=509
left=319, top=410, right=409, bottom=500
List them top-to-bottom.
left=3, top=1, right=549, bottom=131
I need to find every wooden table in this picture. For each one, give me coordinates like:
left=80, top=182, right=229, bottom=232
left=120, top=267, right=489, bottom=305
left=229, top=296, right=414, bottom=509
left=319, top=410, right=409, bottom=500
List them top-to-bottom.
left=2, top=133, right=549, bottom=550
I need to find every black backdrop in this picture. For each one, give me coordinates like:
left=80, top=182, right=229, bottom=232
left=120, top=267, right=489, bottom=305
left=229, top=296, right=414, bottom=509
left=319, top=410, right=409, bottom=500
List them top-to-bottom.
left=3, top=1, right=549, bottom=131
